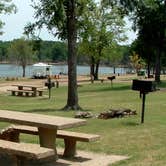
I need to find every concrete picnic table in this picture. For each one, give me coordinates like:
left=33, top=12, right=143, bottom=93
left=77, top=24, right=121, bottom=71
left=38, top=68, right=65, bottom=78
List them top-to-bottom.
left=12, top=84, right=44, bottom=96
left=0, top=110, right=86, bottom=159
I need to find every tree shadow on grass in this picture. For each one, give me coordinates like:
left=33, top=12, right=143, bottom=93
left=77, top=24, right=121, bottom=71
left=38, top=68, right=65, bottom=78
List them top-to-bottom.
left=79, top=85, right=131, bottom=93
left=111, top=85, right=132, bottom=91
left=22, top=108, right=64, bottom=113
left=23, top=108, right=96, bottom=114
left=121, top=121, right=140, bottom=127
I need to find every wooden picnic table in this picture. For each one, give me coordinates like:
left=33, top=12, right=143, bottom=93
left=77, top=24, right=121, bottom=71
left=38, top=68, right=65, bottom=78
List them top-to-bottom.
left=12, top=84, right=44, bottom=96
left=0, top=110, right=86, bottom=159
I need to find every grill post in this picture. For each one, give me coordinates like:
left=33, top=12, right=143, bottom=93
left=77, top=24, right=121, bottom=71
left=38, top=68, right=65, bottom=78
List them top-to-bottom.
left=45, top=77, right=55, bottom=99
left=132, top=79, right=156, bottom=124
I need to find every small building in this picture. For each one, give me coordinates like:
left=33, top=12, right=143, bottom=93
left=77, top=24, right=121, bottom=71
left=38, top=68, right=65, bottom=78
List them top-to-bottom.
left=32, top=63, right=52, bottom=79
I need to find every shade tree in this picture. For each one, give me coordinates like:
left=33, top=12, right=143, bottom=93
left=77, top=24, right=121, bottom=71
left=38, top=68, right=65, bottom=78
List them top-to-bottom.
left=0, top=0, right=16, bottom=35
left=24, top=0, right=92, bottom=110
left=131, top=0, right=166, bottom=82
left=78, top=1, right=126, bottom=80
left=7, top=38, right=36, bottom=77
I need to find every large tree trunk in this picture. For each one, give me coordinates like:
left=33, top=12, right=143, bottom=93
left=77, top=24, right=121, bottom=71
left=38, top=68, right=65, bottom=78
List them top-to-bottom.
left=63, top=0, right=81, bottom=110
left=93, top=48, right=102, bottom=80
left=155, top=48, right=161, bottom=83
left=146, top=50, right=151, bottom=78
left=90, top=56, right=95, bottom=80
left=90, top=57, right=95, bottom=82
left=147, top=58, right=151, bottom=78
left=94, top=60, right=100, bottom=80
left=22, top=66, right=26, bottom=77
left=113, top=66, right=116, bottom=74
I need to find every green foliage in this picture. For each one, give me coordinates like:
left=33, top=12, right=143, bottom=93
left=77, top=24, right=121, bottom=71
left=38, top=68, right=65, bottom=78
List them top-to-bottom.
left=0, top=0, right=16, bottom=35
left=0, top=0, right=16, bottom=13
left=25, top=0, right=91, bottom=40
left=26, top=0, right=100, bottom=109
left=131, top=0, right=166, bottom=82
left=78, top=1, right=126, bottom=78
left=7, top=38, right=36, bottom=77
left=8, top=38, right=35, bottom=64
left=0, top=39, right=130, bottom=66
left=0, top=40, right=68, bottom=63
left=0, top=41, right=11, bottom=61
left=39, top=41, right=68, bottom=62
left=39, top=41, right=56, bottom=62
left=51, top=42, right=68, bottom=62
left=105, top=43, right=124, bottom=66
left=119, top=45, right=131, bottom=65
left=130, top=52, right=145, bottom=73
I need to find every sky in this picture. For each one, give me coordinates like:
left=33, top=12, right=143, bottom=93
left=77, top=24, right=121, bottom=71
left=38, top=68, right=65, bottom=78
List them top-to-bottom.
left=0, top=0, right=137, bottom=44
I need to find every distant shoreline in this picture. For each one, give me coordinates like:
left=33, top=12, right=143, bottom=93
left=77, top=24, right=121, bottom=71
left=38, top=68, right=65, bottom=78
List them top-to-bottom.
left=0, top=61, right=129, bottom=68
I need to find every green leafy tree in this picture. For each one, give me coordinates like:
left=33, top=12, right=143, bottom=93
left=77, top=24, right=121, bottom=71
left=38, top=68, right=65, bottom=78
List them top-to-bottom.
left=0, top=0, right=16, bottom=35
left=25, top=0, right=91, bottom=110
left=105, top=0, right=166, bottom=82
left=131, top=0, right=166, bottom=82
left=79, top=1, right=126, bottom=80
left=31, top=37, right=42, bottom=61
left=130, top=37, right=155, bottom=78
left=8, top=38, right=35, bottom=77
left=0, top=40, right=68, bottom=63
left=0, top=41, right=11, bottom=61
left=39, top=41, right=55, bottom=62
left=51, top=42, right=67, bottom=62
left=105, top=43, right=124, bottom=74
left=118, top=45, right=131, bottom=66
left=130, top=52, right=145, bottom=73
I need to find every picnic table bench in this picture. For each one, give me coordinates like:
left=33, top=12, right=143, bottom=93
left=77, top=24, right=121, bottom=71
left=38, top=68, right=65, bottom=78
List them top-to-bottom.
left=8, top=84, right=45, bottom=97
left=7, top=89, right=35, bottom=97
left=0, top=109, right=87, bottom=163
left=1, top=125, right=100, bottom=158
left=0, top=139, right=55, bottom=166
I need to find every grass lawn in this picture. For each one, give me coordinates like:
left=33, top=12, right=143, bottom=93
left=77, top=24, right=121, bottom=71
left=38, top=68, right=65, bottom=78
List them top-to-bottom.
left=0, top=81, right=166, bottom=166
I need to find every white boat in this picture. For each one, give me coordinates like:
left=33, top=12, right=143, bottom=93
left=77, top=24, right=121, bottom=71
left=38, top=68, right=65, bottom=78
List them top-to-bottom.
left=32, top=63, right=52, bottom=78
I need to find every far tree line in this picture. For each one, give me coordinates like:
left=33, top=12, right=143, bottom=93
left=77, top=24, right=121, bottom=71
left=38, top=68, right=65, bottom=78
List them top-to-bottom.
left=1, top=38, right=166, bottom=80
left=0, top=39, right=131, bottom=74
left=0, top=40, right=68, bottom=63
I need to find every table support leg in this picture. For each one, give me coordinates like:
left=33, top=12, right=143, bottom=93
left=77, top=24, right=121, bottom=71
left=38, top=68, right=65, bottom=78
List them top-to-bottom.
left=18, top=86, right=23, bottom=96
left=32, top=88, right=37, bottom=97
left=38, top=127, right=58, bottom=159
left=63, top=139, right=76, bottom=158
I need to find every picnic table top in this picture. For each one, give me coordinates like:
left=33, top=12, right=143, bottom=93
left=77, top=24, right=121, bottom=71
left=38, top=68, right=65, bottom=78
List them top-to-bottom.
left=12, top=84, right=43, bottom=88
left=12, top=84, right=44, bottom=89
left=0, top=110, right=86, bottom=130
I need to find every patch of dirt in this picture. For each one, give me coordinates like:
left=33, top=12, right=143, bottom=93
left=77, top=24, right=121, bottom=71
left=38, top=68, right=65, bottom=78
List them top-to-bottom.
left=0, top=75, right=91, bottom=94
left=56, top=149, right=129, bottom=166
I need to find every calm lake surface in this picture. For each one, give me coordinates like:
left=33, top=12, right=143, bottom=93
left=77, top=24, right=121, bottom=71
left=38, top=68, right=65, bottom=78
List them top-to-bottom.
left=0, top=64, right=128, bottom=77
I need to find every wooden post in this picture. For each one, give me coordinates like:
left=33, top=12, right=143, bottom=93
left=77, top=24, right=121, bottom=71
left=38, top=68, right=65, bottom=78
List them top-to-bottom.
left=90, top=75, right=94, bottom=84
left=56, top=81, right=59, bottom=88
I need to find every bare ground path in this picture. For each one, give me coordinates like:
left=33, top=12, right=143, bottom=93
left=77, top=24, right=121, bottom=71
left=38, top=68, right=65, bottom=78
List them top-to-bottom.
left=0, top=74, right=136, bottom=94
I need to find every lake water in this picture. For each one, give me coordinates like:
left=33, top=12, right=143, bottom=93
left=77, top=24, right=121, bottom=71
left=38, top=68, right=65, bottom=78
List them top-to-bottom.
left=0, top=64, right=128, bottom=77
